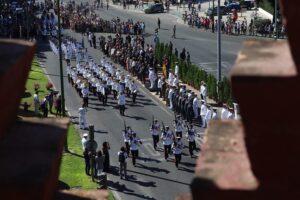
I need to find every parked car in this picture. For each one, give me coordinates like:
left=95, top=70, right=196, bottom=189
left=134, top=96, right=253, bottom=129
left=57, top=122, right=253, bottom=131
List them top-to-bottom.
left=241, top=0, right=255, bottom=10
left=225, top=2, right=241, bottom=12
left=144, top=3, right=164, bottom=14
left=205, top=6, right=227, bottom=16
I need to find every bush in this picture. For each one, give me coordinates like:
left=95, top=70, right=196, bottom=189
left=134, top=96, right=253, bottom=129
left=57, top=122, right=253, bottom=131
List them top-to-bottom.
left=154, top=42, right=233, bottom=104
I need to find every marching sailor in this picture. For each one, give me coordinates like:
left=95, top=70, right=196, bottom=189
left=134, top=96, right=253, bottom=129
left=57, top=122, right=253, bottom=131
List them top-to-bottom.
left=150, top=119, right=160, bottom=150
left=186, top=124, right=196, bottom=157
left=161, top=126, right=174, bottom=160
left=129, top=132, right=142, bottom=166
left=172, top=137, right=184, bottom=168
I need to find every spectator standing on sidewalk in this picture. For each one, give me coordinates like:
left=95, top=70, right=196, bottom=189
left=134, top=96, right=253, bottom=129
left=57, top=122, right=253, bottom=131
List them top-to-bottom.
left=198, top=2, right=201, bottom=11
left=157, top=17, right=161, bottom=29
left=172, top=25, right=176, bottom=38
left=175, top=61, right=179, bottom=79
left=200, top=81, right=207, bottom=104
left=33, top=92, right=40, bottom=114
left=55, top=94, right=62, bottom=116
left=41, top=97, right=49, bottom=117
left=200, top=100, right=207, bottom=128
left=221, top=104, right=229, bottom=120
left=81, top=133, right=88, bottom=150
left=102, top=142, right=110, bottom=172
left=118, top=146, right=128, bottom=179
left=83, top=149, right=91, bottom=175
left=95, top=150, right=104, bottom=180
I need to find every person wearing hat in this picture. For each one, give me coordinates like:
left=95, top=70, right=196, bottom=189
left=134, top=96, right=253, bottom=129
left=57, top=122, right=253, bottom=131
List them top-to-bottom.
left=175, top=61, right=179, bottom=79
left=148, top=67, right=157, bottom=90
left=168, top=70, right=175, bottom=86
left=172, top=74, right=179, bottom=87
left=156, top=75, right=163, bottom=95
left=200, top=81, right=207, bottom=104
left=81, top=85, right=89, bottom=107
left=168, top=86, right=175, bottom=110
left=118, top=91, right=126, bottom=116
left=193, top=94, right=199, bottom=119
left=200, top=100, right=207, bottom=128
left=78, top=104, right=88, bottom=129
left=221, top=104, right=229, bottom=120
left=205, top=105, right=212, bottom=128
left=227, top=107, right=234, bottom=119
left=212, top=108, right=217, bottom=119
left=174, top=115, right=184, bottom=138
left=150, top=119, right=161, bottom=150
left=186, top=124, right=196, bottom=157
left=123, top=126, right=132, bottom=156
left=161, top=126, right=174, bottom=160
left=129, top=132, right=142, bottom=166
left=81, top=133, right=89, bottom=150
left=172, top=137, right=183, bottom=168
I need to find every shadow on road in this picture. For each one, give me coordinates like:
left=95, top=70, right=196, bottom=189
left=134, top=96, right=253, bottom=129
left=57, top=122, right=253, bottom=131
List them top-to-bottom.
left=124, top=114, right=147, bottom=120
left=94, top=129, right=108, bottom=134
left=138, top=156, right=161, bottom=163
left=135, top=163, right=170, bottom=174
left=179, top=166, right=194, bottom=173
left=127, top=169, right=190, bottom=186
left=127, top=175, right=157, bottom=187
left=107, top=180, right=157, bottom=200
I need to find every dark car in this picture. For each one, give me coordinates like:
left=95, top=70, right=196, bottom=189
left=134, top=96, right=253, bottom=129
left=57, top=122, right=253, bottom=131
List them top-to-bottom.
left=241, top=0, right=255, bottom=10
left=225, top=2, right=241, bottom=12
left=144, top=3, right=164, bottom=14
left=205, top=6, right=227, bottom=16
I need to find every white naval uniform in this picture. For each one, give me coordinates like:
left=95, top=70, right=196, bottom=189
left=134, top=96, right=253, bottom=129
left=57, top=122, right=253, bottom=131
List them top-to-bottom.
left=78, top=107, right=87, bottom=129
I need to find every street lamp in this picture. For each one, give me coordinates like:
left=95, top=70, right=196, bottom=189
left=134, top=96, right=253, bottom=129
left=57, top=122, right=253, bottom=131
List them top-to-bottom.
left=56, top=0, right=68, bottom=151
left=211, top=0, right=215, bottom=33
left=217, top=0, right=221, bottom=83
left=274, top=0, right=278, bottom=40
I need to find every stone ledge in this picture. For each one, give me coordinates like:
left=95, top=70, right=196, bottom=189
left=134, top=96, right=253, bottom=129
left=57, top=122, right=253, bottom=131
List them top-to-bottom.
left=0, top=39, right=36, bottom=140
left=231, top=40, right=297, bottom=77
left=0, top=117, right=69, bottom=200
left=192, top=120, right=258, bottom=199
left=56, top=189, right=109, bottom=200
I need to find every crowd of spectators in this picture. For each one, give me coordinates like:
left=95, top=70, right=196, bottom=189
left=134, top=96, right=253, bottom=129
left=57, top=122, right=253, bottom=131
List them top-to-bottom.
left=0, top=0, right=55, bottom=39
left=60, top=1, right=146, bottom=34
left=180, top=4, right=286, bottom=38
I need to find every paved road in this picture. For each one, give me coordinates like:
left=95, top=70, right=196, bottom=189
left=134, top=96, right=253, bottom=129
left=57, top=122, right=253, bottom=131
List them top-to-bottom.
left=67, top=0, right=245, bottom=76
left=35, top=3, right=245, bottom=199
left=37, top=30, right=205, bottom=200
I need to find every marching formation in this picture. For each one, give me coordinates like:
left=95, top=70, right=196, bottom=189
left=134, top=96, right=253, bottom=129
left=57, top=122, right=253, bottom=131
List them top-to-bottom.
left=60, top=37, right=202, bottom=181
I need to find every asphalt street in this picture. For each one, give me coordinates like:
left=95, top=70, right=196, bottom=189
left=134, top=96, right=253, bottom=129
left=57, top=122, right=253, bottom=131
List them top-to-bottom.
left=90, top=1, right=245, bottom=76
left=36, top=3, right=246, bottom=199
left=37, top=31, right=205, bottom=200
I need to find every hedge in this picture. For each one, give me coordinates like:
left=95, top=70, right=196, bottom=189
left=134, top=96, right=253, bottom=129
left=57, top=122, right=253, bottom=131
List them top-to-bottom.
left=155, top=43, right=233, bottom=106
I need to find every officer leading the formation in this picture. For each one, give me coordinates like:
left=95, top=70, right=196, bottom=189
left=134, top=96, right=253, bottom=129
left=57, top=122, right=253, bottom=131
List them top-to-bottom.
left=150, top=119, right=160, bottom=150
